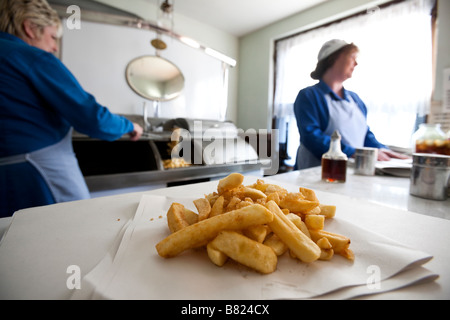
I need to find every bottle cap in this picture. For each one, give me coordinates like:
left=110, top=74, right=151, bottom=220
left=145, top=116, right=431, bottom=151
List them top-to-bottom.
left=331, top=130, right=341, bottom=140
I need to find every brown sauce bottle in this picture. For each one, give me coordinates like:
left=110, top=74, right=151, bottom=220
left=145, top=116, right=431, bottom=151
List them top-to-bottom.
left=321, top=130, right=348, bottom=183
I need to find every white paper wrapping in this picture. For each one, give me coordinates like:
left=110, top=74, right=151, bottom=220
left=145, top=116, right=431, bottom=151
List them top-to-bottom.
left=72, top=179, right=437, bottom=300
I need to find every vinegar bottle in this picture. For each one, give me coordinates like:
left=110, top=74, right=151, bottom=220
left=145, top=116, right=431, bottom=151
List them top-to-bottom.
left=321, top=130, right=348, bottom=183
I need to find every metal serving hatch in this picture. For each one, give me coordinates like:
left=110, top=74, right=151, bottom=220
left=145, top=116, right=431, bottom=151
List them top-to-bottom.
left=72, top=116, right=264, bottom=193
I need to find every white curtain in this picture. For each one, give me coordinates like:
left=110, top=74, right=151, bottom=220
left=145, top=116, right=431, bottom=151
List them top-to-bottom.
left=274, top=0, right=435, bottom=165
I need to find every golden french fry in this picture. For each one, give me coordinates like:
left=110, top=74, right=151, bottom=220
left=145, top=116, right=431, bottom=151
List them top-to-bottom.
left=217, top=173, right=244, bottom=194
left=156, top=174, right=354, bottom=273
left=247, top=179, right=268, bottom=192
left=264, top=184, right=288, bottom=198
left=242, top=187, right=267, bottom=201
left=299, top=187, right=319, bottom=202
left=288, top=191, right=305, bottom=200
left=266, top=192, right=280, bottom=205
left=206, top=193, right=218, bottom=206
left=279, top=193, right=319, bottom=214
left=210, top=195, right=224, bottom=217
left=225, top=196, right=241, bottom=212
left=193, top=198, right=211, bottom=221
left=236, top=198, right=254, bottom=210
left=266, top=201, right=320, bottom=263
left=166, top=203, right=189, bottom=233
left=156, top=204, right=273, bottom=258
left=318, top=204, right=336, bottom=219
left=305, top=206, right=322, bottom=215
left=183, top=208, right=199, bottom=225
left=286, top=212, right=301, bottom=224
left=286, top=213, right=311, bottom=238
left=304, top=214, right=325, bottom=230
left=244, top=224, right=269, bottom=243
left=309, top=229, right=351, bottom=254
left=210, top=231, right=277, bottom=274
left=264, top=233, right=288, bottom=256
left=312, top=237, right=334, bottom=260
left=316, top=237, right=332, bottom=249
left=206, top=242, right=228, bottom=266
left=337, top=246, right=355, bottom=261
left=339, top=247, right=355, bottom=261
left=319, top=248, right=334, bottom=261
left=289, top=249, right=296, bottom=259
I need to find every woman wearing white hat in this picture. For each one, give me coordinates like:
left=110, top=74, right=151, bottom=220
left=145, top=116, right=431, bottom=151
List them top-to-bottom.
left=293, top=39, right=407, bottom=170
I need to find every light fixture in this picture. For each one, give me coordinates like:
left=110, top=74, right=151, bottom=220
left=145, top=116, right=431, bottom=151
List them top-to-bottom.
left=151, top=0, right=175, bottom=53
left=157, top=0, right=174, bottom=31
left=123, top=1, right=236, bottom=67
left=179, top=36, right=201, bottom=49
left=205, top=48, right=237, bottom=68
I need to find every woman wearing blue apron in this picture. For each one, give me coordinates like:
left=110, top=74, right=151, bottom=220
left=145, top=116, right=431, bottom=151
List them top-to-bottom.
left=0, top=0, right=143, bottom=217
left=294, top=39, right=408, bottom=170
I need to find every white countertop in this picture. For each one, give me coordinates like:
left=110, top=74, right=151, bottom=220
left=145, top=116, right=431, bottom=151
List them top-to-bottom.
left=0, top=167, right=449, bottom=300
left=271, top=167, right=450, bottom=220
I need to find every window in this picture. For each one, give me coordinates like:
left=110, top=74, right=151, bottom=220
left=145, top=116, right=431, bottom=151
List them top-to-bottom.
left=274, top=0, right=435, bottom=167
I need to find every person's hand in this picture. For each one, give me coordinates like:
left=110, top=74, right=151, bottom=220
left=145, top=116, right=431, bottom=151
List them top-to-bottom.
left=129, top=122, right=143, bottom=141
left=377, top=148, right=410, bottom=161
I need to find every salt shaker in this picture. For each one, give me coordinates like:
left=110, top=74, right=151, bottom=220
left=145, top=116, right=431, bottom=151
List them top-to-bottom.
left=354, top=147, right=378, bottom=176
left=409, top=153, right=450, bottom=200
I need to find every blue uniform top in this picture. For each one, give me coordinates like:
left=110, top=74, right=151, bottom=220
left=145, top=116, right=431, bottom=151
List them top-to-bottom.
left=0, top=32, right=134, bottom=157
left=294, top=80, right=386, bottom=162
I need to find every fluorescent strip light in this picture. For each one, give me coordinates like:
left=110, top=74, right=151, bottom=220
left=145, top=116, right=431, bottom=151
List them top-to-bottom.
left=179, top=36, right=201, bottom=49
left=205, top=48, right=237, bottom=67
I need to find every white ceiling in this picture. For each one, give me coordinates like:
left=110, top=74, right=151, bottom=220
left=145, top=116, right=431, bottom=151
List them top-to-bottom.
left=51, top=0, right=329, bottom=37
left=173, top=0, right=329, bottom=37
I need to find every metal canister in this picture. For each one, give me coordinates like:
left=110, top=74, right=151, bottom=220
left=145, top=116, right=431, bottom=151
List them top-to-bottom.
left=354, top=147, right=378, bottom=176
left=409, top=153, right=450, bottom=200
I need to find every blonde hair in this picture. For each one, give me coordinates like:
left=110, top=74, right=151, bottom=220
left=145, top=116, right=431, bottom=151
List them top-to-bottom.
left=0, top=0, right=61, bottom=40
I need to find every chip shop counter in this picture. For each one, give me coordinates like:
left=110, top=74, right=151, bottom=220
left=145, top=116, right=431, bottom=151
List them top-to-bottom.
left=82, top=161, right=264, bottom=192
left=270, top=166, right=450, bottom=220
left=1, top=169, right=449, bottom=300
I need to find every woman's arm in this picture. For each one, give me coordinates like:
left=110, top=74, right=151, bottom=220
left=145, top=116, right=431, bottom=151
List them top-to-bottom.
left=29, top=51, right=135, bottom=141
